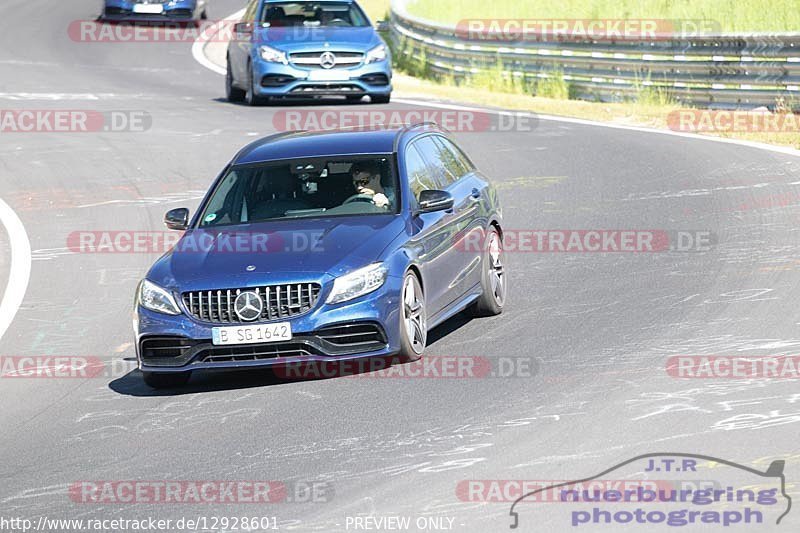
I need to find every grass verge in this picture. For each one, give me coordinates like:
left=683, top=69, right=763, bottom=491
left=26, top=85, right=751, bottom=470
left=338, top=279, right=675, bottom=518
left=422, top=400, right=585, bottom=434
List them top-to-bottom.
left=367, top=0, right=800, bottom=149
left=404, top=0, right=800, bottom=33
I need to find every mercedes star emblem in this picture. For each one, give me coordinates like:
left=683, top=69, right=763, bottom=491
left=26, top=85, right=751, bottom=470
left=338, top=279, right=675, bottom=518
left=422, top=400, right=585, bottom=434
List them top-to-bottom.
left=319, top=51, right=336, bottom=69
left=234, top=291, right=263, bottom=321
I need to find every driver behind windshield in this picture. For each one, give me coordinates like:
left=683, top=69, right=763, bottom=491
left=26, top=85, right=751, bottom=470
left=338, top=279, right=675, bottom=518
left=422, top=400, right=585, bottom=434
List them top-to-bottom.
left=351, top=161, right=394, bottom=209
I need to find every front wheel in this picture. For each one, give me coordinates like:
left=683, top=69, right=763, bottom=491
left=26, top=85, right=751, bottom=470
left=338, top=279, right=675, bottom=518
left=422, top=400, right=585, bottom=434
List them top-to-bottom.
left=226, top=60, right=245, bottom=102
left=245, top=65, right=263, bottom=106
left=471, top=226, right=506, bottom=316
left=397, top=271, right=426, bottom=362
left=142, top=371, right=191, bottom=389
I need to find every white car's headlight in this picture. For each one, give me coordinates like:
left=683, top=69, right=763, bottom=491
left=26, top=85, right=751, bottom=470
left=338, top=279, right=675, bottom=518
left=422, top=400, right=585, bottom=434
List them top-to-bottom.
left=365, top=44, right=387, bottom=64
left=260, top=45, right=288, bottom=64
left=326, top=263, right=388, bottom=304
left=137, top=279, right=182, bottom=315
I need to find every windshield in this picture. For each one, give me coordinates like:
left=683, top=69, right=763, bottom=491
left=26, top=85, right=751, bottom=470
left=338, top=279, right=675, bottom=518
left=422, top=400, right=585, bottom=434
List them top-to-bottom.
left=260, top=2, right=369, bottom=27
left=199, top=156, right=398, bottom=227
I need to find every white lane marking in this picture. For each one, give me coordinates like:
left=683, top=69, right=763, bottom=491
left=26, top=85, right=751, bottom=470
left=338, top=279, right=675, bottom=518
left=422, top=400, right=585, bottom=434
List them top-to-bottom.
left=191, top=9, right=245, bottom=75
left=195, top=10, right=800, bottom=161
left=0, top=93, right=153, bottom=101
left=0, top=197, right=31, bottom=342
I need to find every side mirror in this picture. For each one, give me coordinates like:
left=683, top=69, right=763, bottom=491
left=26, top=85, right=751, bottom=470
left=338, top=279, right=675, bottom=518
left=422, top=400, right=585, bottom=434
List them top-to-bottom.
left=375, top=20, right=390, bottom=32
left=234, top=22, right=254, bottom=40
left=417, top=190, right=454, bottom=213
left=164, top=208, right=190, bottom=231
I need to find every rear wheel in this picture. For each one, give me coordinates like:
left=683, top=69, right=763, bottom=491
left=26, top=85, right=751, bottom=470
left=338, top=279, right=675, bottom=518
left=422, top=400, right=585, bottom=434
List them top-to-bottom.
left=226, top=60, right=245, bottom=102
left=370, top=93, right=391, bottom=104
left=471, top=226, right=506, bottom=316
left=397, top=271, right=426, bottom=362
left=142, top=371, right=191, bottom=389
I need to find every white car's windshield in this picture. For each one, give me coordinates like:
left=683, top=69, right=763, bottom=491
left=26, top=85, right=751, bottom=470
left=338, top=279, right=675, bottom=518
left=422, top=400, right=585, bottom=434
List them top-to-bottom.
left=260, top=2, right=370, bottom=27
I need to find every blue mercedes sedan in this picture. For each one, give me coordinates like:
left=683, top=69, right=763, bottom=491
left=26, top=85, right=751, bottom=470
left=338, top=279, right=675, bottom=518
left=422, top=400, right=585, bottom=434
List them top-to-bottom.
left=102, top=0, right=209, bottom=21
left=226, top=0, right=392, bottom=104
left=134, top=124, right=504, bottom=388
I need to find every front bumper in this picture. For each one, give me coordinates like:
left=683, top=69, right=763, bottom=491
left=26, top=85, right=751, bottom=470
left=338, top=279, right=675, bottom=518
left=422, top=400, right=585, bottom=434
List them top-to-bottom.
left=252, top=59, right=392, bottom=98
left=135, top=276, right=403, bottom=372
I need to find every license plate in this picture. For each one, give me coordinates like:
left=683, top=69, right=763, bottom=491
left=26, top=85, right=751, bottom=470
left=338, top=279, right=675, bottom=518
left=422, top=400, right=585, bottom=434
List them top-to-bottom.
left=133, top=3, right=165, bottom=14
left=308, top=70, right=350, bottom=81
left=212, top=322, right=292, bottom=346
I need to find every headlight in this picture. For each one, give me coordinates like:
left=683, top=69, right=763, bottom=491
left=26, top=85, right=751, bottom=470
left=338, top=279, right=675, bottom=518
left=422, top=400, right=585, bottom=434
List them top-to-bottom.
left=365, top=44, right=387, bottom=64
left=259, top=45, right=288, bottom=64
left=326, top=263, right=388, bottom=304
left=137, top=279, right=182, bottom=315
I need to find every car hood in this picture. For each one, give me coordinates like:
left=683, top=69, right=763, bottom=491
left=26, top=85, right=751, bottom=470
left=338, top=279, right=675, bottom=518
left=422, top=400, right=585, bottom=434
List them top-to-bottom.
left=255, top=26, right=381, bottom=53
left=148, top=215, right=405, bottom=291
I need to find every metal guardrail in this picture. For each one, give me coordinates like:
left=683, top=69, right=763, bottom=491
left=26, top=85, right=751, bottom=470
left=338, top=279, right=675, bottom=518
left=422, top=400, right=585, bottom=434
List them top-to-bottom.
left=388, top=0, right=800, bottom=110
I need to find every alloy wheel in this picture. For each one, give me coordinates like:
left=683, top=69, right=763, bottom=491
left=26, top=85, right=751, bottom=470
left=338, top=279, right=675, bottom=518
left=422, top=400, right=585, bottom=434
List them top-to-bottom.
left=402, top=274, right=426, bottom=354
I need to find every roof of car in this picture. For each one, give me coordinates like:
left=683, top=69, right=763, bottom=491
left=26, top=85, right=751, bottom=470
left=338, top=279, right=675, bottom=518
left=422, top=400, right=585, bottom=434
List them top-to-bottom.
left=232, top=123, right=443, bottom=165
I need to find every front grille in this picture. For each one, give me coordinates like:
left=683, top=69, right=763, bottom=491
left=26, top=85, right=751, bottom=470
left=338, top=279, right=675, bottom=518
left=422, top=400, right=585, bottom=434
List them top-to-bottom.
left=104, top=7, right=131, bottom=15
left=166, top=9, right=193, bottom=18
left=289, top=51, right=363, bottom=69
left=289, top=84, right=364, bottom=94
left=182, top=283, right=321, bottom=323
left=200, top=343, right=316, bottom=363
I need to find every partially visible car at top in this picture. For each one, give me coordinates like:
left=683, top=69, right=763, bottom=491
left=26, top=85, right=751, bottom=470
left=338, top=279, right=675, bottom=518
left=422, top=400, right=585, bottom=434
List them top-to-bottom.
left=101, top=0, right=209, bottom=22
left=226, top=0, right=392, bottom=105
left=134, top=123, right=505, bottom=388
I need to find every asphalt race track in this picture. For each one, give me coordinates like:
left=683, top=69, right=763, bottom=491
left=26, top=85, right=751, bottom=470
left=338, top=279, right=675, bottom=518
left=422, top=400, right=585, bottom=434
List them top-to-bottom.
left=1, top=1, right=800, bottom=531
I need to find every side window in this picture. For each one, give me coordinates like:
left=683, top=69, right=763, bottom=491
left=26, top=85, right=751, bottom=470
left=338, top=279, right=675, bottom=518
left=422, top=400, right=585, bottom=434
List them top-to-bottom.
left=412, top=136, right=451, bottom=188
left=434, top=136, right=473, bottom=178
left=432, top=137, right=467, bottom=182
left=404, top=145, right=436, bottom=202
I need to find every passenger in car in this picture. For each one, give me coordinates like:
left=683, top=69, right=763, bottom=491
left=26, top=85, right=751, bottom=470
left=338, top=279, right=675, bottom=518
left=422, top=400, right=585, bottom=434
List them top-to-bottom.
left=351, top=161, right=394, bottom=209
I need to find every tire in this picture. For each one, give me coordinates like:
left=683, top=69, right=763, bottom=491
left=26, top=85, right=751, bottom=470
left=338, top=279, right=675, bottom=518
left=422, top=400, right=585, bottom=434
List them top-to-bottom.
left=200, top=9, right=208, bottom=20
left=226, top=59, right=245, bottom=102
left=245, top=64, right=263, bottom=106
left=370, top=93, right=391, bottom=104
left=346, top=95, right=364, bottom=102
left=471, top=226, right=506, bottom=317
left=397, top=271, right=426, bottom=362
left=142, top=371, right=191, bottom=389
